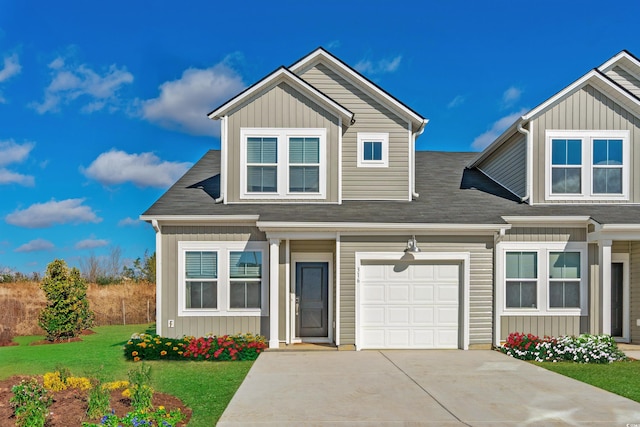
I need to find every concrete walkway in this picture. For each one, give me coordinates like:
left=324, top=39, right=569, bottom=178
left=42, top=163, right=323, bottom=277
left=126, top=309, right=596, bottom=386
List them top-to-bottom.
left=218, top=350, right=640, bottom=426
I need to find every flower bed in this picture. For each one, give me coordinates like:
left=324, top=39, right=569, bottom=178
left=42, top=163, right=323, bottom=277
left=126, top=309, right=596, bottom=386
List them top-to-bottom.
left=500, top=332, right=627, bottom=363
left=124, top=333, right=267, bottom=362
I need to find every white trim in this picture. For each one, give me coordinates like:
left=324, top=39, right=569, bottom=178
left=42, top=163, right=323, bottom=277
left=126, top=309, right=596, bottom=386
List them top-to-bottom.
left=289, top=48, right=426, bottom=130
left=598, top=51, right=640, bottom=74
left=208, top=67, right=353, bottom=124
left=222, top=116, right=228, bottom=204
left=338, top=117, right=343, bottom=205
left=408, top=122, right=413, bottom=200
left=240, top=128, right=327, bottom=200
left=544, top=130, right=630, bottom=201
left=356, top=132, right=389, bottom=168
left=140, top=215, right=259, bottom=224
left=502, top=216, right=591, bottom=226
left=153, top=220, right=163, bottom=336
left=257, top=221, right=511, bottom=235
left=589, top=224, right=640, bottom=242
left=335, top=232, right=341, bottom=346
left=269, top=239, right=280, bottom=348
left=285, top=239, right=290, bottom=345
left=177, top=240, right=269, bottom=317
left=600, top=240, right=613, bottom=335
left=496, top=241, right=588, bottom=317
left=354, top=251, right=470, bottom=350
left=290, top=252, right=334, bottom=344
left=612, top=253, right=630, bottom=342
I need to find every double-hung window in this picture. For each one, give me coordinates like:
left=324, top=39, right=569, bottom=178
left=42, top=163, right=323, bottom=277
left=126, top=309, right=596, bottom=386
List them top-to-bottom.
left=241, top=128, right=326, bottom=199
left=546, top=130, right=629, bottom=201
left=357, top=132, right=388, bottom=167
left=178, top=241, right=268, bottom=316
left=499, top=242, right=586, bottom=315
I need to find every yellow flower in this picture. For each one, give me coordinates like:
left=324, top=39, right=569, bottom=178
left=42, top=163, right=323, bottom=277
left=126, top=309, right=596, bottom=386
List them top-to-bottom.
left=172, top=347, right=178, bottom=351
left=160, top=350, right=167, bottom=356
left=122, top=388, right=131, bottom=398
left=158, top=406, right=165, bottom=411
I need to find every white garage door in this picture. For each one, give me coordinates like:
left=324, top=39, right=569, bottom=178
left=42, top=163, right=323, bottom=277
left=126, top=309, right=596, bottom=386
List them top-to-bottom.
left=358, top=261, right=460, bottom=349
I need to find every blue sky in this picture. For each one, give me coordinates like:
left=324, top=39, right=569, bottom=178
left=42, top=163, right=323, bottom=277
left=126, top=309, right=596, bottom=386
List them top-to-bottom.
left=1, top=0, right=640, bottom=274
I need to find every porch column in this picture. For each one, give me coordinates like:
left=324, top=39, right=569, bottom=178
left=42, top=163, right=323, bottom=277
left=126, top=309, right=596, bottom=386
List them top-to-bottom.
left=269, top=238, right=280, bottom=348
left=599, top=240, right=612, bottom=335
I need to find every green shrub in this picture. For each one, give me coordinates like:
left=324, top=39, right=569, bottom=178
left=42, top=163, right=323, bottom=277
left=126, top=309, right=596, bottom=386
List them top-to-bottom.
left=38, top=259, right=95, bottom=341
left=123, top=332, right=267, bottom=362
left=501, top=332, right=627, bottom=363
left=128, top=364, right=153, bottom=412
left=10, top=378, right=53, bottom=427
left=86, top=378, right=111, bottom=419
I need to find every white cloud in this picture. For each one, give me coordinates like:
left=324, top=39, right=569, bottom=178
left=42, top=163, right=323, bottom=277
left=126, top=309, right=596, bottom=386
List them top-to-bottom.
left=325, top=40, right=341, bottom=50
left=0, top=53, right=21, bottom=103
left=355, top=55, right=402, bottom=75
left=31, top=56, right=133, bottom=114
left=140, top=60, right=245, bottom=136
left=502, top=86, right=522, bottom=106
left=447, top=95, right=465, bottom=109
left=471, top=109, right=528, bottom=151
left=0, top=140, right=35, bottom=186
left=82, top=149, right=191, bottom=188
left=5, top=198, right=102, bottom=228
left=118, top=217, right=141, bottom=227
left=75, top=238, right=109, bottom=250
left=15, top=239, right=54, bottom=253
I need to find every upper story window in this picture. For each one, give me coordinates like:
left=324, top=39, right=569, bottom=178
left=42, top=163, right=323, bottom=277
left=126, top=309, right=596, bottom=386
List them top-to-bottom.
left=241, top=128, right=326, bottom=199
left=545, top=130, right=629, bottom=201
left=357, top=132, right=388, bottom=167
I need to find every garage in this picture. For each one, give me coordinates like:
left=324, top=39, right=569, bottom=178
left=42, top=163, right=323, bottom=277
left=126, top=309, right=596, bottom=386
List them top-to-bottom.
left=357, top=260, right=461, bottom=349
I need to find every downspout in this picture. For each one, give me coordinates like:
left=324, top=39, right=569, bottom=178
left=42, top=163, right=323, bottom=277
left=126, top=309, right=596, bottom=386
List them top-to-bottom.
left=214, top=115, right=227, bottom=203
left=412, top=119, right=428, bottom=199
left=516, top=120, right=531, bottom=204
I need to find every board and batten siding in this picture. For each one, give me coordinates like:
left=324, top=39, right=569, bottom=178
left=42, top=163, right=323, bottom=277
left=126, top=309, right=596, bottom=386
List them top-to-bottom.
left=297, top=63, right=410, bottom=200
left=605, top=66, right=640, bottom=99
left=226, top=81, right=341, bottom=203
left=531, top=84, right=640, bottom=204
left=477, top=133, right=527, bottom=198
left=160, top=225, right=267, bottom=339
left=502, top=227, right=587, bottom=242
left=339, top=236, right=494, bottom=346
left=500, top=316, right=584, bottom=340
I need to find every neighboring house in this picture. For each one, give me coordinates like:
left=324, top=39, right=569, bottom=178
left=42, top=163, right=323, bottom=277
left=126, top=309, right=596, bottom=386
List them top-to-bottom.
left=142, top=48, right=640, bottom=350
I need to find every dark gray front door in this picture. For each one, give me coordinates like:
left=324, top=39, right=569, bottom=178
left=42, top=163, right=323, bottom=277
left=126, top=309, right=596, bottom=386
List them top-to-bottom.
left=296, top=262, right=329, bottom=338
left=611, top=262, right=624, bottom=337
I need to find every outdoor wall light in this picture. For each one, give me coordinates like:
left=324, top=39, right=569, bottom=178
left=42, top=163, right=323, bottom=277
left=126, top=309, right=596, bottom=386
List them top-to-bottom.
left=404, top=235, right=421, bottom=253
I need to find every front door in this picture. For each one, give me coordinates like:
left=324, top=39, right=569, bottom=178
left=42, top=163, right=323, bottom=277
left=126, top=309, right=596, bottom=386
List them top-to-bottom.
left=295, top=262, right=329, bottom=338
left=611, top=262, right=624, bottom=337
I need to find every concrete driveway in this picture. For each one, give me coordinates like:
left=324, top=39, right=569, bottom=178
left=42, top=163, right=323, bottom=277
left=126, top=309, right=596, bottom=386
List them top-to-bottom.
left=217, top=350, right=640, bottom=426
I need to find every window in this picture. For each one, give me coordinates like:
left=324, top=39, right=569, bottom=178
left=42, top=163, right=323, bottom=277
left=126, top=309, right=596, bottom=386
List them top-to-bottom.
left=241, top=128, right=326, bottom=199
left=546, top=130, right=629, bottom=201
left=357, top=132, right=388, bottom=167
left=178, top=241, right=268, bottom=316
left=499, top=242, right=586, bottom=315
left=185, top=251, right=217, bottom=309
left=229, top=251, right=262, bottom=309
left=505, top=252, right=537, bottom=308
left=549, top=252, right=580, bottom=308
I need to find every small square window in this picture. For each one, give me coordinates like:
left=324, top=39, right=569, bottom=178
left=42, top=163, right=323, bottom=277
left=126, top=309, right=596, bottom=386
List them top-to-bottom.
left=357, top=133, right=388, bottom=167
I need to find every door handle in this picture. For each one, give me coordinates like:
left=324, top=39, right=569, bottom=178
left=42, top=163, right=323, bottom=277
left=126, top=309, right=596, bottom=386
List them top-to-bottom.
left=295, top=297, right=300, bottom=316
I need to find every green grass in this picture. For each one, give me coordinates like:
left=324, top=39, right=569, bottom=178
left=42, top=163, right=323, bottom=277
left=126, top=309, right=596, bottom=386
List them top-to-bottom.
left=0, top=324, right=253, bottom=426
left=535, top=360, right=640, bottom=402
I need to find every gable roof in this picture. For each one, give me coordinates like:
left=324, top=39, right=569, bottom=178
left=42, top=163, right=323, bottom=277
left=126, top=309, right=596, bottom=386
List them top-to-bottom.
left=289, top=47, right=428, bottom=132
left=469, top=50, right=640, bottom=168
left=207, top=66, right=354, bottom=124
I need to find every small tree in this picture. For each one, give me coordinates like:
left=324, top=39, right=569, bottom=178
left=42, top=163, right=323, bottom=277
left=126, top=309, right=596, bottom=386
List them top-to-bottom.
left=38, top=259, right=94, bottom=341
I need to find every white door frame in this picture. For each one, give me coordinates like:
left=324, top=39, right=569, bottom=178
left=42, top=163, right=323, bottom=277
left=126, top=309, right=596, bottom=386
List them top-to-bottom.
left=355, top=251, right=470, bottom=350
left=290, top=253, right=334, bottom=344
left=612, top=253, right=630, bottom=342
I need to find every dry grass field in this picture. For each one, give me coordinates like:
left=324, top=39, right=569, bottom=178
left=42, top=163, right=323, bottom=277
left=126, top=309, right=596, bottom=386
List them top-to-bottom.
left=0, top=281, right=155, bottom=341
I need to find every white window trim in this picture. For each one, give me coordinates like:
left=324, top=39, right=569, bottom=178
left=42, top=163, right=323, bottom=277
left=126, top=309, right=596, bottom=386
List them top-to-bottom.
left=240, top=128, right=327, bottom=200
left=545, top=130, right=629, bottom=201
left=357, top=132, right=389, bottom=167
left=178, top=241, right=269, bottom=317
left=496, top=241, right=587, bottom=316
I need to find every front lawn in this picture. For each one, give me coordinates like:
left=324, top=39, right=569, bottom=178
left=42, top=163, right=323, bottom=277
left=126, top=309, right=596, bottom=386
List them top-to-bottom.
left=0, top=324, right=253, bottom=426
left=535, top=360, right=640, bottom=403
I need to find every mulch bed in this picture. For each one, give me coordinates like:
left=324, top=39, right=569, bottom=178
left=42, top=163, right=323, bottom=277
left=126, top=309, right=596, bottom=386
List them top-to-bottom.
left=0, top=375, right=192, bottom=426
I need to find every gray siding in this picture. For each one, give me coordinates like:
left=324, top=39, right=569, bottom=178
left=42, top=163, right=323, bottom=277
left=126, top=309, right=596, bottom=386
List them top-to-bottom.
left=297, top=63, right=410, bottom=200
left=605, top=66, right=640, bottom=98
left=226, top=81, right=341, bottom=203
left=531, top=84, right=640, bottom=204
left=478, top=133, right=526, bottom=198
left=160, top=225, right=267, bottom=339
left=502, top=227, right=587, bottom=242
left=339, top=235, right=494, bottom=346
left=631, top=242, right=640, bottom=343
left=500, top=316, right=584, bottom=340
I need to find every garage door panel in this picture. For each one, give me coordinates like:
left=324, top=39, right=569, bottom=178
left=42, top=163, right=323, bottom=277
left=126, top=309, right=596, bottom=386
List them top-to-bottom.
left=359, top=261, right=460, bottom=349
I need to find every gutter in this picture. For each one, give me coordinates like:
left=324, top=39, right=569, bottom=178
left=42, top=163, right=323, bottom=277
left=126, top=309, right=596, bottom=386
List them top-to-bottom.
left=412, top=119, right=429, bottom=199
left=516, top=120, right=531, bottom=203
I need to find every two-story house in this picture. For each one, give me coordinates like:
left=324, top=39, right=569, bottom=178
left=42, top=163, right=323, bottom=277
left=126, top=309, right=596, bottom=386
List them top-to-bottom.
left=142, top=48, right=640, bottom=350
